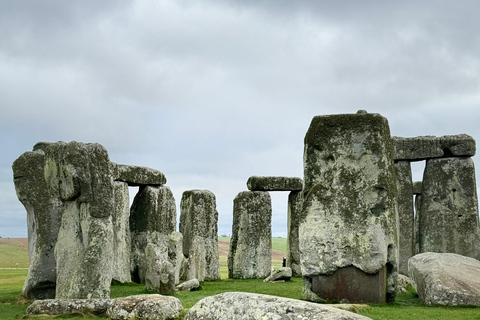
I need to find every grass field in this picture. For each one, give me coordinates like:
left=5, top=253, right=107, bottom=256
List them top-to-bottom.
left=1, top=238, right=480, bottom=319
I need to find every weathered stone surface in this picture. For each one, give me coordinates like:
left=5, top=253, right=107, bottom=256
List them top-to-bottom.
left=301, top=112, right=398, bottom=303
left=393, top=134, right=476, bottom=161
left=41, top=141, right=114, bottom=299
left=13, top=149, right=61, bottom=300
left=418, top=157, right=480, bottom=259
left=395, top=161, right=414, bottom=275
left=113, top=163, right=167, bottom=186
left=247, top=176, right=303, bottom=191
left=112, top=181, right=131, bottom=283
left=412, top=181, right=422, bottom=195
left=130, top=185, right=177, bottom=283
left=180, top=190, right=220, bottom=281
left=287, top=190, right=304, bottom=276
left=228, top=191, right=272, bottom=279
left=169, top=232, right=184, bottom=284
left=145, top=243, right=176, bottom=295
left=409, top=252, right=480, bottom=306
left=309, top=265, right=387, bottom=304
left=264, top=267, right=292, bottom=282
left=396, top=274, right=411, bottom=293
left=176, top=278, right=200, bottom=291
left=184, top=292, right=372, bottom=320
left=107, top=294, right=183, bottom=320
left=26, top=298, right=112, bottom=315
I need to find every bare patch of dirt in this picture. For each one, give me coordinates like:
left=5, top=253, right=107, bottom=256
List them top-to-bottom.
left=219, top=240, right=286, bottom=261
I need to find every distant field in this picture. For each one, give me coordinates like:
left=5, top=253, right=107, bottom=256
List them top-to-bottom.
left=0, top=238, right=29, bottom=269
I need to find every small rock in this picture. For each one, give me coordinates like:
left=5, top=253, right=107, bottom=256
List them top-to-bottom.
left=263, top=267, right=292, bottom=282
left=176, top=279, right=200, bottom=291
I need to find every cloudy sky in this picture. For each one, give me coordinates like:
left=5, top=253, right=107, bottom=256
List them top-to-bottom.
left=1, top=1, right=480, bottom=238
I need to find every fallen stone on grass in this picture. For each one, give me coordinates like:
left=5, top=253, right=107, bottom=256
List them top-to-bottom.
left=409, top=252, right=480, bottom=306
left=263, top=267, right=292, bottom=282
left=176, top=279, right=200, bottom=291
left=184, top=292, right=373, bottom=320
left=26, top=294, right=183, bottom=320
left=108, top=294, right=182, bottom=320
left=26, top=298, right=112, bottom=315
left=329, top=304, right=372, bottom=313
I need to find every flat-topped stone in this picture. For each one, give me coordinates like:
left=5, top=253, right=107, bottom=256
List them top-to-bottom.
left=393, top=134, right=476, bottom=161
left=113, top=163, right=166, bottom=186
left=247, top=176, right=303, bottom=191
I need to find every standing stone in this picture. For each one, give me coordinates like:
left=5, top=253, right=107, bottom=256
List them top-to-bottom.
left=301, top=111, right=398, bottom=303
left=42, top=141, right=114, bottom=299
left=13, top=148, right=62, bottom=300
left=418, top=157, right=480, bottom=259
left=394, top=161, right=414, bottom=275
left=112, top=181, right=131, bottom=283
left=412, top=181, right=422, bottom=255
left=130, top=185, right=177, bottom=283
left=180, top=190, right=220, bottom=281
left=286, top=190, right=304, bottom=276
left=228, top=191, right=272, bottom=279
left=169, top=232, right=184, bottom=284
left=145, top=243, right=176, bottom=295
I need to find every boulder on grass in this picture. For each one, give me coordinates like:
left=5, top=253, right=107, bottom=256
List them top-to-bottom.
left=409, top=252, right=480, bottom=306
left=263, top=267, right=292, bottom=282
left=176, top=279, right=200, bottom=291
left=184, top=292, right=372, bottom=320
left=107, top=294, right=182, bottom=320
left=26, top=299, right=112, bottom=315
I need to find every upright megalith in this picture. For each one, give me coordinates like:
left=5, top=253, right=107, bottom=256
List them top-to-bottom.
left=300, top=111, right=398, bottom=303
left=41, top=141, right=115, bottom=299
left=13, top=149, right=62, bottom=300
left=418, top=157, right=480, bottom=259
left=394, top=161, right=414, bottom=275
left=112, top=181, right=131, bottom=283
left=130, top=185, right=178, bottom=284
left=180, top=190, right=220, bottom=281
left=287, top=190, right=304, bottom=276
left=228, top=191, right=272, bottom=279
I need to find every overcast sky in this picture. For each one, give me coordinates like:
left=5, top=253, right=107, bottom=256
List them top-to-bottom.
left=1, top=1, right=480, bottom=238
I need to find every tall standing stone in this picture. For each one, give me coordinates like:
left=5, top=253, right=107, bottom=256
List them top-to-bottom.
left=301, top=111, right=398, bottom=303
left=42, top=141, right=115, bottom=299
left=13, top=148, right=62, bottom=300
left=418, top=157, right=480, bottom=259
left=394, top=161, right=414, bottom=275
left=112, top=181, right=131, bottom=283
left=130, top=185, right=177, bottom=284
left=180, top=190, right=220, bottom=281
left=287, top=190, right=304, bottom=276
left=228, top=191, right=272, bottom=279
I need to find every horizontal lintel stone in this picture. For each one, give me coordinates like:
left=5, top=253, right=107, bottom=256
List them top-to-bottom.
left=393, top=134, right=476, bottom=161
left=112, top=163, right=166, bottom=186
left=247, top=176, right=303, bottom=191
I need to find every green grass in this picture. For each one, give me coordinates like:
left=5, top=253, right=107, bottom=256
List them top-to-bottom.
left=0, top=244, right=29, bottom=269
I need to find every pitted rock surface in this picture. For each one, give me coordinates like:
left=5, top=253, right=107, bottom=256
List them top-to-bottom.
left=301, top=112, right=398, bottom=302
left=393, top=134, right=476, bottom=161
left=113, top=163, right=167, bottom=186
left=247, top=176, right=303, bottom=191
left=180, top=190, right=220, bottom=281
left=228, top=191, right=272, bottom=279
left=409, top=252, right=480, bottom=306
left=184, top=292, right=372, bottom=320
left=107, top=294, right=182, bottom=320
left=27, top=298, right=112, bottom=315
